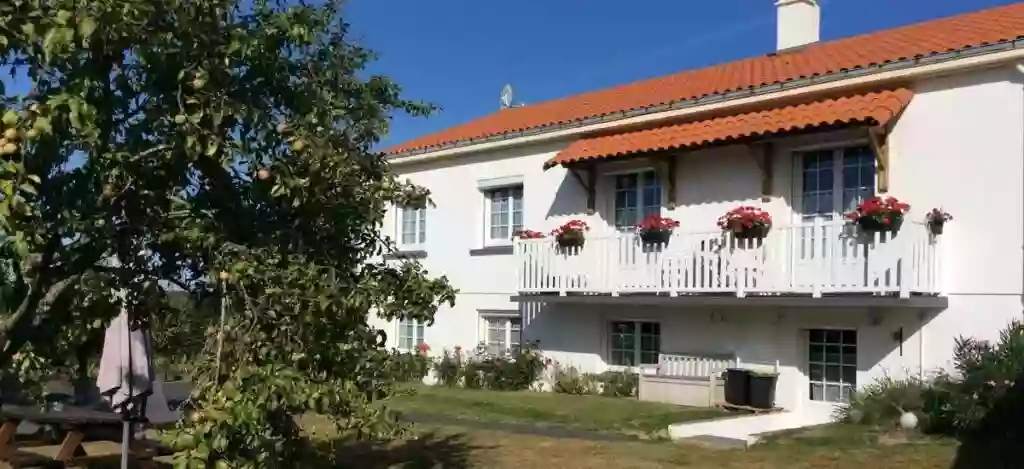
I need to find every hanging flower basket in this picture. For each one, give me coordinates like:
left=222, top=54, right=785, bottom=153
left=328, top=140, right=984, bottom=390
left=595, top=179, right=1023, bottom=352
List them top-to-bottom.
left=845, top=196, right=910, bottom=234
left=717, top=206, right=772, bottom=240
left=925, top=208, right=952, bottom=236
left=636, top=215, right=679, bottom=246
left=550, top=220, right=589, bottom=250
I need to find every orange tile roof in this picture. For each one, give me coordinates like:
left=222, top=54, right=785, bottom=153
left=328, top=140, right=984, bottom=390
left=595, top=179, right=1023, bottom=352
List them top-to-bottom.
left=386, top=3, right=1024, bottom=155
left=543, top=88, right=914, bottom=168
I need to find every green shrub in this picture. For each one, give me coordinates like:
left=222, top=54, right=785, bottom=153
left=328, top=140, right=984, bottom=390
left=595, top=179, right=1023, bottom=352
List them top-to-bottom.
left=839, top=320, right=1024, bottom=437
left=922, top=320, right=1024, bottom=436
left=434, top=350, right=463, bottom=387
left=390, top=351, right=430, bottom=382
left=463, top=362, right=484, bottom=389
left=552, top=366, right=598, bottom=395
left=597, top=370, right=638, bottom=397
left=836, top=374, right=928, bottom=426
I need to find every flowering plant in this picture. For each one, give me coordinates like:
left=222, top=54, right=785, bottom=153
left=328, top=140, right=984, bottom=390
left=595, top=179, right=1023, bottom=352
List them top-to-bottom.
left=845, top=196, right=910, bottom=232
left=717, top=206, right=772, bottom=239
left=925, top=208, right=952, bottom=224
left=635, top=215, right=680, bottom=232
left=550, top=220, right=589, bottom=237
left=551, top=220, right=589, bottom=249
left=513, top=229, right=545, bottom=239
left=417, top=342, right=430, bottom=356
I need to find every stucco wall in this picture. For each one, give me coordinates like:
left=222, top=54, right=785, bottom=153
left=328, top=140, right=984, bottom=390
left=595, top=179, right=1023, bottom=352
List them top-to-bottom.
left=374, top=65, right=1024, bottom=388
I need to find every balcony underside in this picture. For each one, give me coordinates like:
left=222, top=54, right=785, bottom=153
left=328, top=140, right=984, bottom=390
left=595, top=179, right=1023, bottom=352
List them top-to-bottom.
left=511, top=291, right=948, bottom=309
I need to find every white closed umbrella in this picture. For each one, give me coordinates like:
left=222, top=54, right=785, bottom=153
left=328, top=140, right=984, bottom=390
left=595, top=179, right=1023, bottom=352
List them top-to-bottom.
left=97, top=310, right=154, bottom=469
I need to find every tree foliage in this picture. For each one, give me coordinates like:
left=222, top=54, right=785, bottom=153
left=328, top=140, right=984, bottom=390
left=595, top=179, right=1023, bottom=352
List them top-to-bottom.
left=0, top=0, right=455, bottom=465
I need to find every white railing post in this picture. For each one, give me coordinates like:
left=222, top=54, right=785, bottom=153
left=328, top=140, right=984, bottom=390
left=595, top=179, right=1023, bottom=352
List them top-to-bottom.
left=812, top=217, right=822, bottom=298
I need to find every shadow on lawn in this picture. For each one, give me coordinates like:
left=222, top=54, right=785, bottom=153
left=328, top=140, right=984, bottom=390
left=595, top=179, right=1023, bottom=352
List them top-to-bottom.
left=951, top=368, right=1024, bottom=469
left=325, top=431, right=481, bottom=469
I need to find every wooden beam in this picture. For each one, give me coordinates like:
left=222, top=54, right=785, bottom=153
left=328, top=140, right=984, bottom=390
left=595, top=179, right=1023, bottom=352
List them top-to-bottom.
left=868, top=127, right=889, bottom=193
left=751, top=142, right=774, bottom=202
left=661, top=154, right=678, bottom=208
left=568, top=164, right=597, bottom=214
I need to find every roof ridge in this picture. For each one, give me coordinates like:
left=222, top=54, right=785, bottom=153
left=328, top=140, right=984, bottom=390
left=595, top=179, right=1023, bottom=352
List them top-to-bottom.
left=387, top=2, right=1024, bottom=155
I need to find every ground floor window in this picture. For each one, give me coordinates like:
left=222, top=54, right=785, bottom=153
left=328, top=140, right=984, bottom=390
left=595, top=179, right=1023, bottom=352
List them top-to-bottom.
left=483, top=316, right=521, bottom=355
left=398, top=318, right=426, bottom=351
left=609, top=321, right=660, bottom=366
left=808, top=329, right=857, bottom=402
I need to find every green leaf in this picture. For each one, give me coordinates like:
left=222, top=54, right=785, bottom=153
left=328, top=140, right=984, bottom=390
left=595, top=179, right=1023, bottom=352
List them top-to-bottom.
left=55, top=10, right=73, bottom=25
left=77, top=17, right=97, bottom=39
left=18, top=183, right=37, bottom=196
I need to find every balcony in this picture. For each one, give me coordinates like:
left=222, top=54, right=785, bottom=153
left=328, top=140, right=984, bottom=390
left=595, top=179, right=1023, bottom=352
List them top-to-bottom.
left=514, top=220, right=941, bottom=298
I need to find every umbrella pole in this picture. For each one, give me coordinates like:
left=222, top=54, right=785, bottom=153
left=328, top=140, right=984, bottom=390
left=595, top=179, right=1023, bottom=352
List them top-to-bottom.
left=122, top=306, right=133, bottom=469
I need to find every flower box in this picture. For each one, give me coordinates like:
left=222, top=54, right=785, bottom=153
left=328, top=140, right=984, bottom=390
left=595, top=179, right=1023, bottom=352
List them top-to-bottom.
left=845, top=196, right=910, bottom=234
left=718, top=206, right=772, bottom=240
left=636, top=215, right=679, bottom=246
left=550, top=220, right=589, bottom=251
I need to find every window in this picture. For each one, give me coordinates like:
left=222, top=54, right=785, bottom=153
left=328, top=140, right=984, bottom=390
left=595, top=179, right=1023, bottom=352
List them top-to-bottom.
left=800, top=145, right=875, bottom=220
left=613, top=171, right=661, bottom=230
left=484, top=186, right=523, bottom=242
left=399, top=206, right=427, bottom=247
left=482, top=316, right=521, bottom=355
left=397, top=318, right=426, bottom=351
left=609, top=321, right=660, bottom=366
left=808, top=329, right=857, bottom=403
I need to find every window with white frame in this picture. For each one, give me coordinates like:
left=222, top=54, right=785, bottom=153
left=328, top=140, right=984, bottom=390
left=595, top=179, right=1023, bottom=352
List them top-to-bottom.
left=799, top=145, right=875, bottom=220
left=613, top=171, right=662, bottom=230
left=484, top=185, right=523, bottom=242
left=399, top=206, right=427, bottom=247
left=482, top=315, right=521, bottom=355
left=397, top=318, right=426, bottom=351
left=609, top=321, right=660, bottom=366
left=807, top=329, right=857, bottom=403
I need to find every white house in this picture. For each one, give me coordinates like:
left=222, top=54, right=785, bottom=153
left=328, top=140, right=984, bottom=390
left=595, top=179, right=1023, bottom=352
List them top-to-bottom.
left=375, top=1, right=1024, bottom=414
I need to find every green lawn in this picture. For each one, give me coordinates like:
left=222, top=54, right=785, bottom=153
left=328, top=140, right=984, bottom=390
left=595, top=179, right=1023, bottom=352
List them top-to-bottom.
left=384, top=384, right=731, bottom=437
left=328, top=424, right=959, bottom=469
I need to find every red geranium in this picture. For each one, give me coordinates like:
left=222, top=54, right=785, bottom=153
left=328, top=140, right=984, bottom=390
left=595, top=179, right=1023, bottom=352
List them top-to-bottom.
left=845, top=196, right=910, bottom=226
left=717, top=206, right=772, bottom=231
left=635, top=215, right=680, bottom=232
left=550, top=219, right=589, bottom=237
left=513, top=229, right=545, bottom=239
left=418, top=342, right=430, bottom=356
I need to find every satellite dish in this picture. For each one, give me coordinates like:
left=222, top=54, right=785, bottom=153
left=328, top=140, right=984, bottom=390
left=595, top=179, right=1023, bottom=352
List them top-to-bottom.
left=500, top=84, right=514, bottom=109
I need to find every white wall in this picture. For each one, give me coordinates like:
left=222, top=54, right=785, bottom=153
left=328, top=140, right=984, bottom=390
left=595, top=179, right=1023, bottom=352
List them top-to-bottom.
left=377, top=64, right=1024, bottom=391
left=525, top=301, right=926, bottom=411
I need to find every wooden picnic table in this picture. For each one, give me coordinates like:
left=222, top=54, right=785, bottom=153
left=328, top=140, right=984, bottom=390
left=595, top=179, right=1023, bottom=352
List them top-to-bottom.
left=0, top=405, right=163, bottom=468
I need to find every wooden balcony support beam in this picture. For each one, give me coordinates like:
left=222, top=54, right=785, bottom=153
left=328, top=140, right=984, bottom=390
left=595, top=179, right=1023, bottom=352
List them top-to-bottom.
left=868, top=126, right=889, bottom=193
left=750, top=142, right=774, bottom=202
left=659, top=154, right=679, bottom=208
left=568, top=163, right=597, bottom=214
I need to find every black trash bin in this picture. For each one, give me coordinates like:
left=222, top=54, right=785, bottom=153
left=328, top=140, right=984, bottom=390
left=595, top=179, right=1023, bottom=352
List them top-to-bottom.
left=724, top=368, right=751, bottom=407
left=748, top=371, right=779, bottom=410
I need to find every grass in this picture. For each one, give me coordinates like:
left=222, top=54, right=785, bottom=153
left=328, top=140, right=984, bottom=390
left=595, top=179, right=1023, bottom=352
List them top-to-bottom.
left=384, top=384, right=729, bottom=437
left=327, top=424, right=959, bottom=469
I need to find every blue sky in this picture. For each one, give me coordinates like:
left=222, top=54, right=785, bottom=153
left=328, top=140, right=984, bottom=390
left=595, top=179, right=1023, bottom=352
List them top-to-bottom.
left=2, top=0, right=1015, bottom=149
left=344, top=0, right=1018, bottom=148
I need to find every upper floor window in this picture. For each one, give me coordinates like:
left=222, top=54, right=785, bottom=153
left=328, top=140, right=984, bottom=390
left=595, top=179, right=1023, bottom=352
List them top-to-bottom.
left=800, top=145, right=875, bottom=220
left=614, top=171, right=661, bottom=229
left=484, top=185, right=523, bottom=243
left=399, top=206, right=427, bottom=248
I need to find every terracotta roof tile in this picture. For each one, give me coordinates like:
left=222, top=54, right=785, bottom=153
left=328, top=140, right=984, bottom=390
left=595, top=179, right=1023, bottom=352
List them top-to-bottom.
left=386, top=3, right=1024, bottom=155
left=544, top=88, right=914, bottom=168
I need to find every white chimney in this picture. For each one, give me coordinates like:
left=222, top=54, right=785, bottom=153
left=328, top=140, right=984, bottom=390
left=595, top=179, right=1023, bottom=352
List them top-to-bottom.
left=776, top=0, right=820, bottom=51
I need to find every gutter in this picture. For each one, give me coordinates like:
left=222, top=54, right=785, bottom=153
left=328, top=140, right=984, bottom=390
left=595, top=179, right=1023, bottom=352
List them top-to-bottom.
left=389, top=39, right=1024, bottom=166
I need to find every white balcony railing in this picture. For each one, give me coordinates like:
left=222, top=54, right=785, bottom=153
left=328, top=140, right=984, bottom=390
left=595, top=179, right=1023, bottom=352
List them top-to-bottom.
left=514, top=219, right=941, bottom=297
